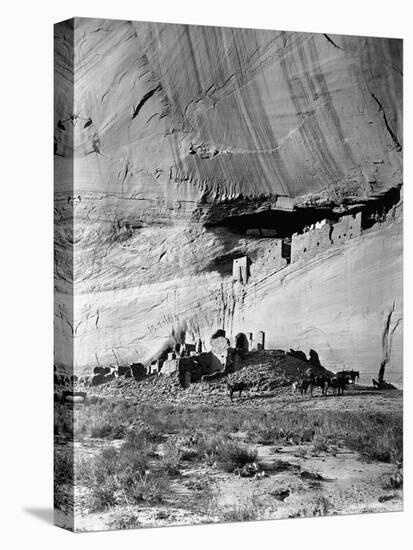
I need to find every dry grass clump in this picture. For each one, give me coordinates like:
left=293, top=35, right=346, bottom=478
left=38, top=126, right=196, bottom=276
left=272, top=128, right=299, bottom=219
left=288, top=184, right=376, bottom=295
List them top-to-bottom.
left=53, top=393, right=403, bottom=527
left=56, top=397, right=403, bottom=511
left=57, top=397, right=403, bottom=469
left=64, top=398, right=402, bottom=465
left=55, top=399, right=136, bottom=440
left=75, top=400, right=136, bottom=440
left=138, top=404, right=244, bottom=435
left=242, top=410, right=402, bottom=464
left=344, top=419, right=402, bottom=463
left=74, top=428, right=170, bottom=510
left=191, top=434, right=258, bottom=473
left=311, top=435, right=330, bottom=454
left=158, top=438, right=183, bottom=475
left=215, top=442, right=258, bottom=473
left=54, top=448, right=74, bottom=485
left=54, top=448, right=75, bottom=509
left=289, top=495, right=333, bottom=518
left=219, top=502, right=261, bottom=522
left=109, top=508, right=141, bottom=530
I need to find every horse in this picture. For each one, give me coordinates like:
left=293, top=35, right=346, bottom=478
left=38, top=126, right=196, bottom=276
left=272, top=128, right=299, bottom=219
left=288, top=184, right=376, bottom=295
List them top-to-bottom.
left=348, top=370, right=360, bottom=385
left=327, top=374, right=351, bottom=396
left=309, top=375, right=329, bottom=397
left=292, top=378, right=312, bottom=395
left=227, top=381, right=249, bottom=400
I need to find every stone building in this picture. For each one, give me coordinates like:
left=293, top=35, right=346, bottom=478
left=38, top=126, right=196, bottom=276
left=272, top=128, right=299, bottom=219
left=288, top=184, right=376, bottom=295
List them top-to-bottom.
left=291, top=212, right=362, bottom=263
left=232, top=256, right=249, bottom=284
left=256, top=330, right=265, bottom=350
left=161, top=358, right=179, bottom=375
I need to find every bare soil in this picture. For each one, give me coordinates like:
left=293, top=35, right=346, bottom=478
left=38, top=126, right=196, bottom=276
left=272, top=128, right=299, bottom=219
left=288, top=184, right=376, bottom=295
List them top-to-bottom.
left=56, top=388, right=403, bottom=532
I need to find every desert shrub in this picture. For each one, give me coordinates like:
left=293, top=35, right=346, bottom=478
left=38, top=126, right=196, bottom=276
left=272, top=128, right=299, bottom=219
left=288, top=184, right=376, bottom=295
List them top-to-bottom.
left=86, top=395, right=103, bottom=405
left=73, top=399, right=137, bottom=440
left=70, top=401, right=402, bottom=471
left=54, top=404, right=74, bottom=438
left=136, top=404, right=244, bottom=436
left=242, top=410, right=402, bottom=464
left=342, top=413, right=402, bottom=463
left=90, top=420, right=124, bottom=439
left=248, top=426, right=282, bottom=445
left=121, top=427, right=155, bottom=453
left=118, top=428, right=157, bottom=472
left=77, top=429, right=171, bottom=511
left=345, top=430, right=402, bottom=463
left=184, top=432, right=258, bottom=472
left=193, top=433, right=227, bottom=463
left=312, top=435, right=329, bottom=454
left=159, top=438, right=183, bottom=475
left=215, top=442, right=258, bottom=473
left=76, top=446, right=120, bottom=510
left=93, top=446, right=119, bottom=481
left=294, top=446, right=308, bottom=458
left=180, top=448, right=199, bottom=461
left=54, top=449, right=74, bottom=485
left=74, top=454, right=95, bottom=485
left=389, top=469, right=403, bottom=489
left=119, top=471, right=170, bottom=504
left=89, top=478, right=119, bottom=509
left=290, top=495, right=333, bottom=518
left=219, top=501, right=262, bottom=522
left=109, top=508, right=141, bottom=530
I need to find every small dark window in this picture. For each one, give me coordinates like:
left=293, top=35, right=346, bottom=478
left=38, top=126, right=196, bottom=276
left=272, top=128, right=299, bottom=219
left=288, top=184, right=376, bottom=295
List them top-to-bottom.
left=317, top=242, right=320, bottom=246
left=303, top=248, right=307, bottom=252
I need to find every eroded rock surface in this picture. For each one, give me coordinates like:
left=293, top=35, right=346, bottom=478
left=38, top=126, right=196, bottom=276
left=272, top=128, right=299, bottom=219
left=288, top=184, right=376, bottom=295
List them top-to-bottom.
left=54, top=18, right=403, bottom=384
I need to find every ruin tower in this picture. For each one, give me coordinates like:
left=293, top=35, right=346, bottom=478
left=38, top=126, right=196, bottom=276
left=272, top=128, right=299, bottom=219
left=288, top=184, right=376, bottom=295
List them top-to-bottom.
left=256, top=331, right=265, bottom=351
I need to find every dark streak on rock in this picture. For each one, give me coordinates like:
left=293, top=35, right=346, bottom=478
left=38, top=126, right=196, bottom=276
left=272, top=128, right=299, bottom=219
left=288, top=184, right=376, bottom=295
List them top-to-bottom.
left=323, top=34, right=342, bottom=50
left=132, top=84, right=162, bottom=120
left=371, top=93, right=402, bottom=152
left=145, top=112, right=159, bottom=125
left=328, top=223, right=334, bottom=244
left=378, top=302, right=396, bottom=382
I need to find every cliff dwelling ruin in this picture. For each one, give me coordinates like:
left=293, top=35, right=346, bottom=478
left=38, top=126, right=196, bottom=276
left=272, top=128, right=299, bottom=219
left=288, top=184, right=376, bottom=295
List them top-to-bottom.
left=53, top=18, right=404, bottom=534
left=54, top=20, right=403, bottom=388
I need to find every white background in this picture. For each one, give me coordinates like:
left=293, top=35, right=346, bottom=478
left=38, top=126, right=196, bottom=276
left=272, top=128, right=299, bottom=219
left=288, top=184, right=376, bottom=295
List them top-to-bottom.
left=0, top=0, right=410, bottom=548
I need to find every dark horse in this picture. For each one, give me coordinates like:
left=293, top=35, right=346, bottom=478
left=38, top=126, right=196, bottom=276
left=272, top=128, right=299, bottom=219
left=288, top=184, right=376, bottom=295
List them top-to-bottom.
left=336, top=369, right=359, bottom=386
left=327, top=374, right=351, bottom=396
left=310, top=376, right=329, bottom=397
left=227, top=381, right=250, bottom=400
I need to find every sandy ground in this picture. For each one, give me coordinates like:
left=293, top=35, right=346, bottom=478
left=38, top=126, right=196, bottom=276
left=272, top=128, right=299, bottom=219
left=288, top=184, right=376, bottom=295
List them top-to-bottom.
left=54, top=388, right=403, bottom=532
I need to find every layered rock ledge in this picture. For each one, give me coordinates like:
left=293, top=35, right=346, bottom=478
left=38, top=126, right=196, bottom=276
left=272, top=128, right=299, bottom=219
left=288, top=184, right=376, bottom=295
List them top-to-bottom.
left=54, top=19, right=403, bottom=384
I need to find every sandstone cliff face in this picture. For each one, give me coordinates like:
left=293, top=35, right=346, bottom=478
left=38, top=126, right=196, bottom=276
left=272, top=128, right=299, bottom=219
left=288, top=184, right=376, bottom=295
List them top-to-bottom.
left=54, top=18, right=403, bottom=384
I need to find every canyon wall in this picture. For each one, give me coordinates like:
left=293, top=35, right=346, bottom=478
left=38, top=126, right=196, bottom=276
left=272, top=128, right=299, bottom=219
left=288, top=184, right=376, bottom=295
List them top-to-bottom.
left=54, top=18, right=403, bottom=384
